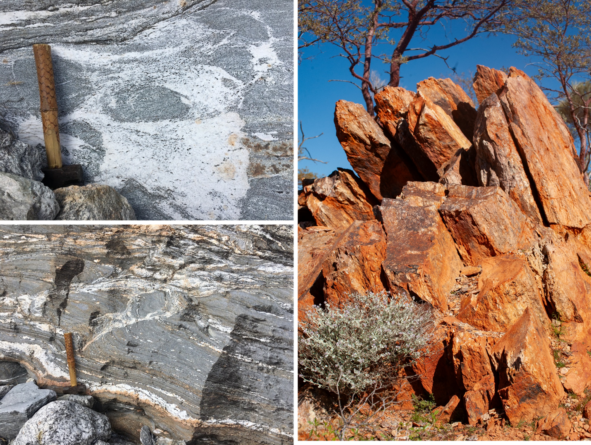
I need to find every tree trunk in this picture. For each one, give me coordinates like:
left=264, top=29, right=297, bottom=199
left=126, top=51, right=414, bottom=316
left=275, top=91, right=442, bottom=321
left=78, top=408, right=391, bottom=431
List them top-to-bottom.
left=389, top=59, right=401, bottom=87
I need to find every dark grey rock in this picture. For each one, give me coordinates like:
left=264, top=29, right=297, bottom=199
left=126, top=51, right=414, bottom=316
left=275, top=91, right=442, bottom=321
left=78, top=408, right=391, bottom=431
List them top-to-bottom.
left=0, top=0, right=293, bottom=220
left=0, top=128, right=45, bottom=181
left=0, top=172, right=59, bottom=220
left=240, top=176, right=294, bottom=220
left=54, top=184, right=136, bottom=220
left=0, top=226, right=293, bottom=443
left=0, top=362, right=28, bottom=385
left=0, top=381, right=56, bottom=439
left=0, top=386, right=12, bottom=400
left=57, top=394, right=94, bottom=408
left=13, top=400, right=111, bottom=445
left=140, top=426, right=155, bottom=445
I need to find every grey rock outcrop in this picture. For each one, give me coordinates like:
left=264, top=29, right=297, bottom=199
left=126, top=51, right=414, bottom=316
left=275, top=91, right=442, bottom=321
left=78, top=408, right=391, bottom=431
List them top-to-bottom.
left=0, top=0, right=293, bottom=220
left=0, top=128, right=45, bottom=181
left=0, top=173, right=59, bottom=220
left=54, top=184, right=136, bottom=220
left=0, top=225, right=293, bottom=444
left=0, top=361, right=28, bottom=385
left=0, top=381, right=56, bottom=439
left=57, top=394, right=94, bottom=408
left=13, top=400, right=111, bottom=445
left=141, top=426, right=156, bottom=445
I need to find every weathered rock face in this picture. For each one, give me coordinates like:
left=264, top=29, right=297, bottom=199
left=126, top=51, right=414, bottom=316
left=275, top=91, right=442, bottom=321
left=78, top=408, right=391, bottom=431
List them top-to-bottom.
left=0, top=0, right=293, bottom=220
left=472, top=65, right=507, bottom=105
left=498, top=69, right=591, bottom=229
left=416, top=77, right=477, bottom=140
left=374, top=86, right=416, bottom=140
left=473, top=93, right=543, bottom=224
left=334, top=100, right=420, bottom=200
left=437, top=147, right=478, bottom=187
left=298, top=169, right=376, bottom=231
left=0, top=172, right=60, bottom=220
left=54, top=184, right=136, bottom=220
left=439, top=186, right=537, bottom=266
left=377, top=195, right=463, bottom=311
left=0, top=225, right=293, bottom=444
left=457, top=255, right=548, bottom=332
left=492, top=309, right=565, bottom=424
left=536, top=408, right=572, bottom=439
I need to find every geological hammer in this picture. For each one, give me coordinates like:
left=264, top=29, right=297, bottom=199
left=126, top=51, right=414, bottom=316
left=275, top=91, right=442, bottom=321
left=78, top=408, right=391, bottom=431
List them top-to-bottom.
left=33, top=44, right=83, bottom=190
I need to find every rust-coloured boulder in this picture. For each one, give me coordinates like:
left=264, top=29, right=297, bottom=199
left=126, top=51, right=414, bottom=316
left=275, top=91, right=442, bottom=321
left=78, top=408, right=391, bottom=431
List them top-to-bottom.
left=473, top=65, right=507, bottom=104
left=498, top=68, right=591, bottom=229
left=417, top=77, right=477, bottom=140
left=375, top=86, right=416, bottom=140
left=473, top=93, right=543, bottom=224
left=404, top=95, right=472, bottom=181
left=334, top=100, right=420, bottom=200
left=437, top=147, right=478, bottom=187
left=299, top=169, right=377, bottom=231
left=399, top=181, right=447, bottom=208
left=439, top=185, right=537, bottom=266
left=377, top=197, right=463, bottom=311
left=322, top=220, right=387, bottom=306
left=298, top=226, right=338, bottom=321
left=457, top=255, right=548, bottom=332
left=492, top=309, right=565, bottom=424
left=464, top=375, right=496, bottom=426
left=433, top=395, right=461, bottom=424
left=584, top=400, right=591, bottom=419
left=536, top=408, right=572, bottom=439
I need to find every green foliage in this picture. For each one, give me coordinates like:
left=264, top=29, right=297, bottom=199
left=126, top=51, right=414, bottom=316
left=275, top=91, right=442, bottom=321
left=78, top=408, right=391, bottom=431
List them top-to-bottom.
left=553, top=349, right=566, bottom=368
left=410, top=394, right=438, bottom=424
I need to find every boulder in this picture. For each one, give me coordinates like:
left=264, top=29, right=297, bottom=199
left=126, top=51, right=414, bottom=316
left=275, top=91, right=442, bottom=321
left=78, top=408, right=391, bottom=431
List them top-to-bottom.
left=0, top=0, right=294, bottom=220
left=472, top=65, right=507, bottom=104
left=498, top=68, right=591, bottom=229
left=416, top=77, right=477, bottom=140
left=374, top=86, right=417, bottom=139
left=473, top=93, right=543, bottom=224
left=404, top=94, right=472, bottom=181
left=334, top=100, right=421, bottom=199
left=0, top=128, right=45, bottom=182
left=437, top=147, right=478, bottom=187
left=298, top=169, right=377, bottom=231
left=0, top=172, right=59, bottom=220
left=399, top=181, right=447, bottom=208
left=54, top=184, right=136, bottom=220
left=439, top=186, right=537, bottom=266
left=377, top=197, right=463, bottom=311
left=322, top=220, right=387, bottom=307
left=0, top=225, right=293, bottom=444
left=457, top=255, right=548, bottom=332
left=491, top=309, right=565, bottom=424
left=449, top=325, right=497, bottom=392
left=0, top=361, right=28, bottom=385
left=464, top=375, right=496, bottom=426
left=0, top=381, right=56, bottom=439
left=57, top=394, right=94, bottom=408
left=433, top=394, right=461, bottom=424
left=13, top=400, right=111, bottom=445
left=535, top=408, right=572, bottom=439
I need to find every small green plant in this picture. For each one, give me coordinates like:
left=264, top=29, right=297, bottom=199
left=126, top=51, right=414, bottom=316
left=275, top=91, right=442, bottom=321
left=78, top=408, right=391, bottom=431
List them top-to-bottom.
left=553, top=349, right=567, bottom=368
left=517, top=419, right=527, bottom=428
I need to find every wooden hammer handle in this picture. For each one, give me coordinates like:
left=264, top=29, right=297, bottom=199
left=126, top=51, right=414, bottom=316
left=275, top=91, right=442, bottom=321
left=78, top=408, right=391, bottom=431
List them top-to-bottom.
left=33, top=44, right=62, bottom=169
left=64, top=332, right=77, bottom=387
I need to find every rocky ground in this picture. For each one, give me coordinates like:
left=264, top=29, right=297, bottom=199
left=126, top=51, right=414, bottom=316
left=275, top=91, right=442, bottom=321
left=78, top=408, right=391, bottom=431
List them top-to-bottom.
left=298, top=66, right=591, bottom=440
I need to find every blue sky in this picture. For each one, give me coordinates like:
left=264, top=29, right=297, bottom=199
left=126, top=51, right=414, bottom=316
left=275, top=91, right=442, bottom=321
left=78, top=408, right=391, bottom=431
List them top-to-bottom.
left=298, top=23, right=547, bottom=178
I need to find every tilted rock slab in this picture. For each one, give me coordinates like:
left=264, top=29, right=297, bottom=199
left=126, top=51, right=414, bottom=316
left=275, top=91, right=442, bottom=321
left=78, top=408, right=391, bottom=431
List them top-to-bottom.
left=0, top=0, right=293, bottom=220
left=472, top=65, right=507, bottom=105
left=498, top=68, right=591, bottom=229
left=473, top=93, right=543, bottom=224
left=334, top=100, right=420, bottom=200
left=0, top=128, right=46, bottom=182
left=298, top=169, right=376, bottom=231
left=0, top=172, right=60, bottom=220
left=54, top=184, right=136, bottom=220
left=439, top=185, right=537, bottom=266
left=377, top=192, right=463, bottom=312
left=0, top=225, right=293, bottom=444
left=491, top=308, right=565, bottom=424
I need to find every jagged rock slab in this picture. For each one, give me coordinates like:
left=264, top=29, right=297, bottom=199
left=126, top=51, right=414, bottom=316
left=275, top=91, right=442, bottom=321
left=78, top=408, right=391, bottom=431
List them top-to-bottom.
left=0, top=0, right=293, bottom=220
left=0, top=127, right=45, bottom=181
left=0, top=172, right=59, bottom=220
left=54, top=184, right=136, bottom=220
left=0, top=225, right=293, bottom=444
left=0, top=381, right=57, bottom=439
left=13, top=400, right=111, bottom=445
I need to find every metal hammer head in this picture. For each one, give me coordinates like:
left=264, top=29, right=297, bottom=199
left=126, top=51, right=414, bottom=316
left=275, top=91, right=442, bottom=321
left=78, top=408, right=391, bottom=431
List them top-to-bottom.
left=42, top=165, right=84, bottom=190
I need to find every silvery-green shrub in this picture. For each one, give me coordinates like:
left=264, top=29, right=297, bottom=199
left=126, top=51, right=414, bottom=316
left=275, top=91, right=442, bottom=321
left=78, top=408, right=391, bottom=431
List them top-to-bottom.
left=299, top=291, right=436, bottom=397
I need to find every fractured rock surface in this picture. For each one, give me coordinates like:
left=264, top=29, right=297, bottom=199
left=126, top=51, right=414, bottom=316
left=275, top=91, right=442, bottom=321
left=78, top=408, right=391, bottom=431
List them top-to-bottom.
left=0, top=0, right=293, bottom=220
left=0, top=172, right=60, bottom=220
left=54, top=184, right=136, bottom=220
left=0, top=225, right=293, bottom=444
